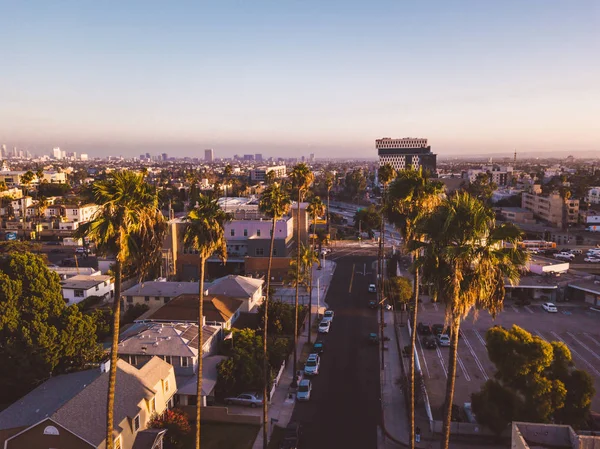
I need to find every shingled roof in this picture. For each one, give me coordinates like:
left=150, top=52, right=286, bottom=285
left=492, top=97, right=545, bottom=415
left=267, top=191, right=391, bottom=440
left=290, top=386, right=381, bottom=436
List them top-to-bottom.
left=136, top=294, right=243, bottom=324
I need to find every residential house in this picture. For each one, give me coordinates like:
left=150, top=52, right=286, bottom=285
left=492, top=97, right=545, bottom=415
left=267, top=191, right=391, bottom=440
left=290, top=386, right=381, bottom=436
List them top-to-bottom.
left=60, top=204, right=100, bottom=230
left=50, top=266, right=101, bottom=280
left=61, top=275, right=114, bottom=305
left=207, top=275, right=264, bottom=312
left=121, top=281, right=203, bottom=311
left=118, top=322, right=222, bottom=406
left=0, top=357, right=175, bottom=449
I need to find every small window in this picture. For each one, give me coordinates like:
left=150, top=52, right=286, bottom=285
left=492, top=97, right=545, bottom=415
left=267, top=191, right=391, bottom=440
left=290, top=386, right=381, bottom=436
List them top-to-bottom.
left=230, top=229, right=235, bottom=236
left=243, top=229, right=248, bottom=237
left=257, top=229, right=261, bottom=237
left=255, top=248, right=264, bottom=256
left=273, top=248, right=277, bottom=256
left=95, top=285, right=99, bottom=291
left=74, top=289, right=84, bottom=297
left=127, top=296, right=133, bottom=303
left=145, top=296, right=150, bottom=302
left=155, top=296, right=160, bottom=301
left=164, top=297, right=170, bottom=304
left=130, top=355, right=137, bottom=365
left=165, top=355, right=172, bottom=364
left=181, top=356, right=189, bottom=367
left=165, top=379, right=170, bottom=393
left=150, top=397, right=156, bottom=413
left=133, top=414, right=140, bottom=432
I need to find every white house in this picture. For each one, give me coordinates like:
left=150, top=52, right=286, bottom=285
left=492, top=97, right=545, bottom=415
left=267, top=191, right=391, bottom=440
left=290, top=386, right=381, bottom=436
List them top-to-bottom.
left=61, top=275, right=114, bottom=305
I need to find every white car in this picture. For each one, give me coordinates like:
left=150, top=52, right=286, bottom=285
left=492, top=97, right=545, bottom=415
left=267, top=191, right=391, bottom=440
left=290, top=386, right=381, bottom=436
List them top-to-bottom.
left=554, top=252, right=575, bottom=261
left=584, top=257, right=600, bottom=263
left=368, top=284, right=377, bottom=293
left=542, top=302, right=558, bottom=313
left=322, top=310, right=334, bottom=323
left=318, top=320, right=331, bottom=334
left=437, top=334, right=451, bottom=347
left=303, top=354, right=320, bottom=376
left=296, top=379, right=312, bottom=401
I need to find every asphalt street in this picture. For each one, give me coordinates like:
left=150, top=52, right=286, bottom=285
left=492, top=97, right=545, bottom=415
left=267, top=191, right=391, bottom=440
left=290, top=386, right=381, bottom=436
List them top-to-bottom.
left=291, top=253, right=381, bottom=449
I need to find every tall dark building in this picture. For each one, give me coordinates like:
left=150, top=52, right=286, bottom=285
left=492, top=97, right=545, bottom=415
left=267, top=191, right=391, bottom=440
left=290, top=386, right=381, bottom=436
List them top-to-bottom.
left=376, top=137, right=437, bottom=175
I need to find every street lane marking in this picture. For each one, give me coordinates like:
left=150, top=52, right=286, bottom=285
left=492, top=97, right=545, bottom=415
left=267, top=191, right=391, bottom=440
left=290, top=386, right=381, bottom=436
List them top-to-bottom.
left=348, top=264, right=355, bottom=293
left=421, top=303, right=427, bottom=312
left=511, top=305, right=520, bottom=313
left=524, top=306, right=535, bottom=314
left=473, top=329, right=487, bottom=347
left=534, top=330, right=547, bottom=341
left=550, top=331, right=600, bottom=377
left=567, top=332, right=600, bottom=362
left=463, top=333, right=489, bottom=381
left=585, top=333, right=600, bottom=347
left=416, top=336, right=431, bottom=379
left=435, top=346, right=448, bottom=378
left=457, top=355, right=471, bottom=381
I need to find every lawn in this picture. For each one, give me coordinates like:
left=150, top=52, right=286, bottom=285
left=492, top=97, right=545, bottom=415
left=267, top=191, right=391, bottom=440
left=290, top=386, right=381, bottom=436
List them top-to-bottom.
left=183, top=422, right=259, bottom=449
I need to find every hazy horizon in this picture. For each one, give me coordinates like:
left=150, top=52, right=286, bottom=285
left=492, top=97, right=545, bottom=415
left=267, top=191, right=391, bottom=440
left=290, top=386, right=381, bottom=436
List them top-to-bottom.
left=1, top=1, right=598, bottom=159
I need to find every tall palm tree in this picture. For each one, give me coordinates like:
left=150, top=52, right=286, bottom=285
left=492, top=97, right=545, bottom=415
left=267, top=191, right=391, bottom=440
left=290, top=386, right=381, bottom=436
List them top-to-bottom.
left=288, top=163, right=314, bottom=385
left=386, top=167, right=443, bottom=448
left=75, top=171, right=164, bottom=449
left=324, top=171, right=334, bottom=237
left=258, top=182, right=291, bottom=449
left=417, top=193, right=528, bottom=449
left=183, top=195, right=230, bottom=449
left=306, top=196, right=325, bottom=344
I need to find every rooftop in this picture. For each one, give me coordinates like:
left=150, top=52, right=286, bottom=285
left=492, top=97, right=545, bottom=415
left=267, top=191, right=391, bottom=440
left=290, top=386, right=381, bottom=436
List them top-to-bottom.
left=60, top=274, right=111, bottom=290
left=207, top=274, right=263, bottom=298
left=121, top=281, right=206, bottom=298
left=136, top=294, right=243, bottom=324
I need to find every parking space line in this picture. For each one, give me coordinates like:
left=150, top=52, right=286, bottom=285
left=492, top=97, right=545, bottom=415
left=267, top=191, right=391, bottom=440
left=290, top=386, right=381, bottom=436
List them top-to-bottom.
left=348, top=264, right=355, bottom=293
left=421, top=303, right=428, bottom=312
left=432, top=303, right=439, bottom=312
left=511, top=305, right=520, bottom=313
left=524, top=306, right=535, bottom=314
left=473, top=329, right=487, bottom=347
left=534, top=330, right=547, bottom=341
left=550, top=331, right=600, bottom=377
left=567, top=332, right=600, bottom=362
left=585, top=333, right=600, bottom=347
left=462, top=334, right=489, bottom=381
left=416, top=335, right=431, bottom=379
left=435, top=346, right=448, bottom=378
left=457, top=355, right=471, bottom=381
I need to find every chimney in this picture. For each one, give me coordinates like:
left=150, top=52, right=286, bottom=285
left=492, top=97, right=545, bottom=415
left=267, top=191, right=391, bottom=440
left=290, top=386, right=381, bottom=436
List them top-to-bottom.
left=99, top=359, right=111, bottom=373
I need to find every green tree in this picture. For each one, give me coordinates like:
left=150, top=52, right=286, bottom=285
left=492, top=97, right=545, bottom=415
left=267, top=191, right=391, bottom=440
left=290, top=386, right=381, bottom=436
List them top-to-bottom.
left=288, top=163, right=314, bottom=386
left=386, top=167, right=443, bottom=447
left=344, top=168, right=367, bottom=202
left=20, top=170, right=35, bottom=196
left=75, top=171, right=165, bottom=449
left=323, top=171, right=334, bottom=236
left=465, top=172, right=497, bottom=204
left=0, top=180, right=7, bottom=192
left=258, top=181, right=291, bottom=449
left=418, top=193, right=528, bottom=449
left=183, top=195, right=229, bottom=449
left=353, top=205, right=381, bottom=236
left=0, top=253, right=102, bottom=403
left=386, top=276, right=412, bottom=308
left=149, top=408, right=191, bottom=449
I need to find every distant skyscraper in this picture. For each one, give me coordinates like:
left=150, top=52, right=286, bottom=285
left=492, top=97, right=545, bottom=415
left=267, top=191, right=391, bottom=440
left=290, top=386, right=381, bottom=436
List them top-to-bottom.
left=376, top=137, right=437, bottom=175
left=1, top=144, right=6, bottom=158
left=53, top=147, right=62, bottom=160
left=204, top=149, right=214, bottom=162
left=145, top=152, right=151, bottom=160
left=80, top=153, right=89, bottom=161
left=161, top=153, right=168, bottom=161
left=255, top=153, right=263, bottom=162
left=309, top=153, right=315, bottom=162
left=243, top=154, right=254, bottom=161
left=301, top=156, right=305, bottom=162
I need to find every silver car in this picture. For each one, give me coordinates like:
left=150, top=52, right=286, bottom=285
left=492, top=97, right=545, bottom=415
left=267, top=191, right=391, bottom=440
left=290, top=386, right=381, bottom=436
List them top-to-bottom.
left=297, top=379, right=312, bottom=401
left=225, top=392, right=263, bottom=408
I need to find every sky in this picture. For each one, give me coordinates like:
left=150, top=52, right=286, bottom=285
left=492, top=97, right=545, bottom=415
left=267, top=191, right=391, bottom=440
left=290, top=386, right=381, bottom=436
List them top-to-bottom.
left=0, top=1, right=598, bottom=159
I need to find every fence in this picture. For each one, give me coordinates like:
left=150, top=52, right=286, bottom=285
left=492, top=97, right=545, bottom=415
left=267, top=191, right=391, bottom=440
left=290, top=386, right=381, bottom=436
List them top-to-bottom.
left=269, top=360, right=286, bottom=401
left=180, top=405, right=262, bottom=425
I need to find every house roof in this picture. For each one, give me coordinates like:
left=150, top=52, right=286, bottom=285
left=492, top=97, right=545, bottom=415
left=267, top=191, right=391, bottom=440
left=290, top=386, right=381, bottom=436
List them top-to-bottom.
left=60, top=275, right=111, bottom=290
left=207, top=275, right=263, bottom=298
left=569, top=280, right=600, bottom=295
left=121, top=281, right=206, bottom=298
left=137, top=294, right=243, bottom=324
left=118, top=322, right=219, bottom=356
left=176, top=355, right=227, bottom=396
left=0, top=357, right=173, bottom=446
left=132, top=428, right=167, bottom=449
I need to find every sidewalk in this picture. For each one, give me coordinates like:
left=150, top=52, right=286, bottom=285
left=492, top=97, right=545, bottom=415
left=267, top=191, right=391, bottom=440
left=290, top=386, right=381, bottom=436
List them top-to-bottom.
left=252, top=260, right=337, bottom=449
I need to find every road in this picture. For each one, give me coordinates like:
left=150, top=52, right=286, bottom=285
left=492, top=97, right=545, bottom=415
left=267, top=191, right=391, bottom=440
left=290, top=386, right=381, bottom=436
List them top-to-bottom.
left=291, top=253, right=381, bottom=449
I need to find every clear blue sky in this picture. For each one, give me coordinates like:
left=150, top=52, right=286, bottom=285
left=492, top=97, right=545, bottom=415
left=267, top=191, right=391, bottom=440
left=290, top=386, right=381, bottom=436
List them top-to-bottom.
left=0, top=1, right=598, bottom=158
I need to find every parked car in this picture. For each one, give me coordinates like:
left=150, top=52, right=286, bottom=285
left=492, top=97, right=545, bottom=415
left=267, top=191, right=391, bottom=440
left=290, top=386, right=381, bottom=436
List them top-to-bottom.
left=45, top=241, right=61, bottom=246
left=75, top=247, right=89, bottom=254
left=50, top=248, right=63, bottom=253
left=570, top=249, right=583, bottom=255
left=554, top=252, right=575, bottom=261
left=584, top=257, right=600, bottom=263
left=61, top=258, right=76, bottom=267
left=368, top=284, right=377, bottom=293
left=368, top=299, right=377, bottom=309
left=542, top=302, right=558, bottom=313
left=322, top=310, right=334, bottom=323
left=318, top=320, right=331, bottom=334
left=417, top=323, right=432, bottom=335
left=432, top=324, right=445, bottom=335
left=368, top=332, right=379, bottom=344
left=437, top=334, right=451, bottom=347
left=423, top=336, right=437, bottom=349
left=312, top=340, right=324, bottom=354
left=303, top=354, right=320, bottom=376
left=296, top=379, right=312, bottom=401
left=225, top=392, right=263, bottom=408
left=280, top=422, right=302, bottom=449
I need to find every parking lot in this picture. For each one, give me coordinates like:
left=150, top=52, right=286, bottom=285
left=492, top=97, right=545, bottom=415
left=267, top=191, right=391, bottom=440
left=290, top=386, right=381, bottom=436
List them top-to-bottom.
left=415, top=300, right=600, bottom=418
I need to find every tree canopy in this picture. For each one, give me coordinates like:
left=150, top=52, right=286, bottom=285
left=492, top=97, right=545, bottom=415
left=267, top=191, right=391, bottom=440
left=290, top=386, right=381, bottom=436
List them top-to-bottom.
left=464, top=173, right=497, bottom=203
left=354, top=205, right=381, bottom=234
left=0, top=252, right=103, bottom=403
left=472, top=325, right=595, bottom=433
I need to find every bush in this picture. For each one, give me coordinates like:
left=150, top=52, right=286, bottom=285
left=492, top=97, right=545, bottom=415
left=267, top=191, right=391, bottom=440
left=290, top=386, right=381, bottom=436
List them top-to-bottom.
left=77, top=295, right=105, bottom=311
left=121, top=303, right=150, bottom=325
left=149, top=409, right=191, bottom=449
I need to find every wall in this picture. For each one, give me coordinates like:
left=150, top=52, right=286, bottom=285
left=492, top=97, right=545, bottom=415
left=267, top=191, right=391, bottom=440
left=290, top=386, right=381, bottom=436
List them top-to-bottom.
left=244, top=256, right=292, bottom=282
left=62, top=281, right=114, bottom=306
left=180, top=405, right=262, bottom=425
left=5, top=419, right=93, bottom=449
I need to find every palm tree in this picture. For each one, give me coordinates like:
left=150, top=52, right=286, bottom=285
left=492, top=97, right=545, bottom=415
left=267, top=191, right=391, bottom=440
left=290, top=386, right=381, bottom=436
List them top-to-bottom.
left=288, top=163, right=314, bottom=385
left=386, top=167, right=443, bottom=448
left=264, top=169, right=277, bottom=186
left=20, top=170, right=35, bottom=196
left=75, top=171, right=164, bottom=449
left=324, top=171, right=334, bottom=237
left=258, top=182, right=291, bottom=449
left=417, top=193, right=528, bottom=449
left=183, top=195, right=230, bottom=449
left=306, top=196, right=325, bottom=344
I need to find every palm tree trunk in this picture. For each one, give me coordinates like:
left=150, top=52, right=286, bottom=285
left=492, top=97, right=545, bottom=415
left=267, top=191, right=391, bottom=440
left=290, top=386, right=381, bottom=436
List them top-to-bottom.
left=326, top=189, right=330, bottom=237
left=293, top=190, right=301, bottom=387
left=379, top=207, right=385, bottom=371
left=308, top=212, right=315, bottom=346
left=263, top=218, right=277, bottom=449
left=195, top=257, right=206, bottom=449
left=105, top=260, right=122, bottom=449
left=409, top=266, right=420, bottom=449
left=440, top=315, right=461, bottom=449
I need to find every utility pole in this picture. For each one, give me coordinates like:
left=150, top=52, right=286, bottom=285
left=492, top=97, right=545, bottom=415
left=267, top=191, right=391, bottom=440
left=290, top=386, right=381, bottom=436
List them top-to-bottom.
left=379, top=198, right=386, bottom=371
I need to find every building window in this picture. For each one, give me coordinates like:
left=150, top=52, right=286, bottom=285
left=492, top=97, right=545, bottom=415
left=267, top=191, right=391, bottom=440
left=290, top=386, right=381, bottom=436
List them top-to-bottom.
left=231, top=229, right=235, bottom=236
left=244, top=229, right=248, bottom=237
left=257, top=229, right=261, bottom=237
left=255, top=248, right=264, bottom=256
left=273, top=248, right=277, bottom=256
left=95, top=285, right=99, bottom=291
left=74, top=289, right=84, bottom=297
left=127, top=296, right=133, bottom=303
left=145, top=296, right=150, bottom=302
left=155, top=296, right=160, bottom=301
left=130, top=355, right=138, bottom=365
left=165, top=355, right=172, bottom=364
left=181, top=356, right=189, bottom=367
left=165, top=379, right=170, bottom=393
left=150, top=397, right=156, bottom=413
left=133, top=414, right=140, bottom=432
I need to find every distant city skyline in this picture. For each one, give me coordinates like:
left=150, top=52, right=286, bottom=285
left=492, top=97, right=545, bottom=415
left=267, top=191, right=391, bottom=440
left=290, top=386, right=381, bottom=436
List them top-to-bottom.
left=0, top=1, right=598, bottom=159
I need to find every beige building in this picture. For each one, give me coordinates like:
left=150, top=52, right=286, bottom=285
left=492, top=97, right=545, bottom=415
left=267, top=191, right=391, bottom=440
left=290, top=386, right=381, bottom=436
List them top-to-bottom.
left=521, top=192, right=579, bottom=228
left=0, top=357, right=175, bottom=449
left=512, top=422, right=600, bottom=448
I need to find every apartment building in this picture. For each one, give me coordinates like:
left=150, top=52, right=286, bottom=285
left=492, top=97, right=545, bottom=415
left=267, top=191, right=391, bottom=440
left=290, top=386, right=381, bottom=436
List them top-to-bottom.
left=376, top=137, right=437, bottom=174
left=249, top=165, right=287, bottom=182
left=463, top=165, right=513, bottom=186
left=586, top=186, right=600, bottom=205
left=521, top=192, right=579, bottom=228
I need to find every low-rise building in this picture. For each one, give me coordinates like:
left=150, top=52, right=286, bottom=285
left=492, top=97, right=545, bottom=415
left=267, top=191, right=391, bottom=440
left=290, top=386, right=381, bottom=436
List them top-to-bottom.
left=249, top=165, right=287, bottom=182
left=585, top=187, right=600, bottom=205
left=522, top=192, right=579, bottom=228
left=498, top=207, right=536, bottom=224
left=61, top=274, right=114, bottom=305
left=122, top=281, right=202, bottom=311
left=0, top=357, right=175, bottom=449
left=512, top=421, right=600, bottom=449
